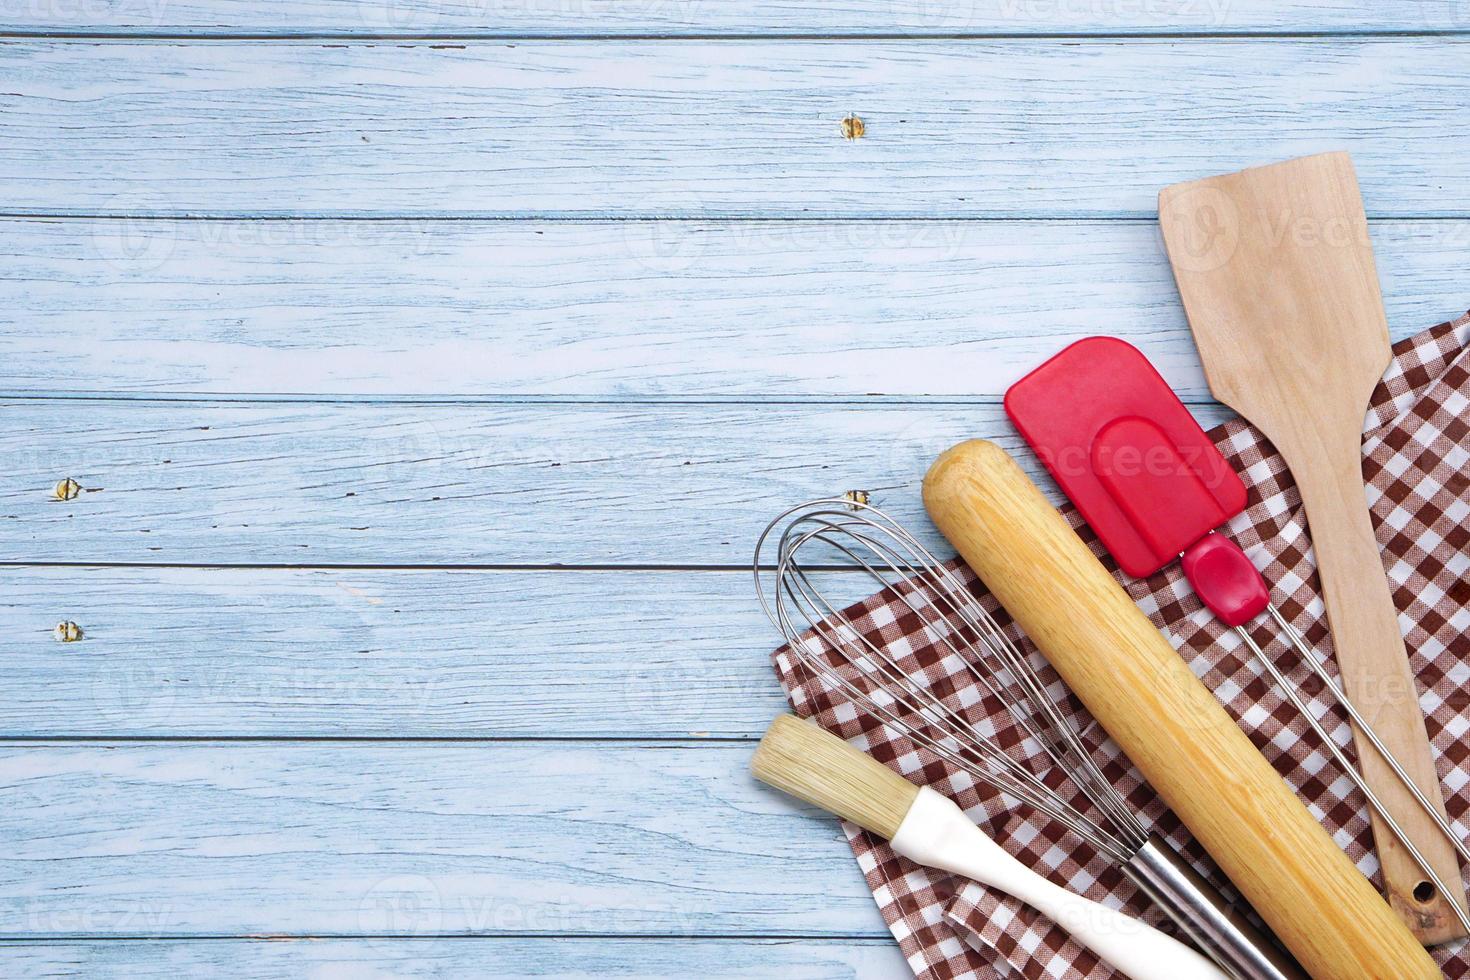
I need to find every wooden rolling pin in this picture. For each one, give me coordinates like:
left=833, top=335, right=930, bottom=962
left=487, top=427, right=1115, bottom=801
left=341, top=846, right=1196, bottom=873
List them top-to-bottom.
left=923, top=439, right=1437, bottom=980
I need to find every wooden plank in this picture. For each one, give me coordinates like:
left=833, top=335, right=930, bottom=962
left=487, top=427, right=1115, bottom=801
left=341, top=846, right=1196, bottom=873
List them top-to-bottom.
left=2, top=0, right=1462, bottom=38
left=6, top=40, right=1470, bottom=218
left=6, top=218, right=1462, bottom=400
left=0, top=400, right=1231, bottom=565
left=0, top=567, right=844, bottom=738
left=0, top=741, right=886, bottom=938
left=0, top=938, right=910, bottom=978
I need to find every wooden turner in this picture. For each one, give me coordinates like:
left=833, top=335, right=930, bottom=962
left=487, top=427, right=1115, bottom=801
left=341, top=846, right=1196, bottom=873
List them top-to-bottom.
left=1159, top=151, right=1467, bottom=943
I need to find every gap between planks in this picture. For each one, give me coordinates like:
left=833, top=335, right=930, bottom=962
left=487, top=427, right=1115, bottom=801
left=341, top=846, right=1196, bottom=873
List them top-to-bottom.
left=4, top=0, right=1470, bottom=39
left=5, top=31, right=1470, bottom=42
left=0, top=393, right=1212, bottom=407
left=0, top=562, right=877, bottom=570
left=0, top=737, right=759, bottom=743
left=0, top=932, right=893, bottom=940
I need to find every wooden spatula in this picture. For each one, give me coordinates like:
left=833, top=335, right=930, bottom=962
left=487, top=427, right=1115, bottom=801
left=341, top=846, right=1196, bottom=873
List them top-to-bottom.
left=1159, top=151, right=1467, bottom=943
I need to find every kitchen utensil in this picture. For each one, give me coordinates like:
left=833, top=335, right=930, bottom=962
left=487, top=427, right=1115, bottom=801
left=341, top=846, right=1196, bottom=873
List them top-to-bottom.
left=1158, top=151, right=1466, bottom=941
left=1004, top=335, right=1470, bottom=932
left=1004, top=335, right=1244, bottom=580
left=923, top=438, right=1439, bottom=978
left=754, top=500, right=1306, bottom=980
left=752, top=714, right=1230, bottom=980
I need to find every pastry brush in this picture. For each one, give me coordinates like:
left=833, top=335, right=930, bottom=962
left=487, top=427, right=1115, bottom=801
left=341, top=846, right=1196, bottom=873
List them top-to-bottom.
left=751, top=714, right=1228, bottom=980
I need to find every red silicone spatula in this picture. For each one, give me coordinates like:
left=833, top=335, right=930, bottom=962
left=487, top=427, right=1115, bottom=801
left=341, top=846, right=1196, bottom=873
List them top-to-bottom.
left=1006, top=336, right=1470, bottom=941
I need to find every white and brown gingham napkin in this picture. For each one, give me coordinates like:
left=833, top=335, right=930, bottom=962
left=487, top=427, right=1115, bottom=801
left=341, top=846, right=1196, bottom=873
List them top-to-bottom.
left=771, top=313, right=1470, bottom=979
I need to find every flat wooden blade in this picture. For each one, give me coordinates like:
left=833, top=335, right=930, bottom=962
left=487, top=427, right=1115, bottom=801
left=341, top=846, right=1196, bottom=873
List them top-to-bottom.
left=1160, top=152, right=1390, bottom=433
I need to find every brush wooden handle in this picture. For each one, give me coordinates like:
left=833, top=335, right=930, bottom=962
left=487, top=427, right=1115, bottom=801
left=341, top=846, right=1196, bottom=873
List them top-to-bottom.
left=923, top=440, right=1438, bottom=980
left=752, top=715, right=1229, bottom=980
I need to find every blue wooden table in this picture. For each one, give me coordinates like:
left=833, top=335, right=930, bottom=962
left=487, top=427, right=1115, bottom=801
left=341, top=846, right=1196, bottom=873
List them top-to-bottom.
left=3, top=4, right=1470, bottom=975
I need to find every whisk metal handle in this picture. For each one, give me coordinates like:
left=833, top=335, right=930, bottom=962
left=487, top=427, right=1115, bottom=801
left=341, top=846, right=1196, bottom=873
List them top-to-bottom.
left=892, top=790, right=1229, bottom=980
left=1123, top=837, right=1309, bottom=980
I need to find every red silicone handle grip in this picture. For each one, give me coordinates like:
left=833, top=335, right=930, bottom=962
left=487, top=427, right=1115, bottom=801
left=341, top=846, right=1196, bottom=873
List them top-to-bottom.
left=1181, top=533, right=1269, bottom=627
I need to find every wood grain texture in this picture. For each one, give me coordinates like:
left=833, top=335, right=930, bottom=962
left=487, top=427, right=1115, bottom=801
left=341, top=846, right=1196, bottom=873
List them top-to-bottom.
left=2, top=0, right=1462, bottom=37
left=7, top=40, right=1470, bottom=218
left=1161, top=151, right=1467, bottom=941
left=3, top=218, right=1463, bottom=400
left=0, top=400, right=1228, bottom=565
left=923, top=439, right=1439, bottom=979
left=0, top=567, right=835, bottom=737
left=0, top=741, right=884, bottom=938
left=0, top=938, right=910, bottom=978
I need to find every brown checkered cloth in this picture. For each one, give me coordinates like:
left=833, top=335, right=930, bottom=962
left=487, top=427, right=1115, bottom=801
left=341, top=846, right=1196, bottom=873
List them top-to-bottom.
left=771, top=314, right=1470, bottom=979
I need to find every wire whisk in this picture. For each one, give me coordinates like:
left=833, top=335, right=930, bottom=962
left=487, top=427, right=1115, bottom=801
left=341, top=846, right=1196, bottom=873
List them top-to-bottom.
left=754, top=498, right=1147, bottom=863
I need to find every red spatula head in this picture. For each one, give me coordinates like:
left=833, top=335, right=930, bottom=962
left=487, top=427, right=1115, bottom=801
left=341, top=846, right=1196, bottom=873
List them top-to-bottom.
left=1004, top=337, right=1245, bottom=577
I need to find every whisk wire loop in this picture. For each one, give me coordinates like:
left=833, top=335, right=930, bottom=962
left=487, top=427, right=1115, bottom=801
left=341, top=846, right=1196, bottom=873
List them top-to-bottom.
left=756, top=499, right=1150, bottom=863
left=791, top=516, right=1143, bottom=847
left=777, top=534, right=1124, bottom=858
